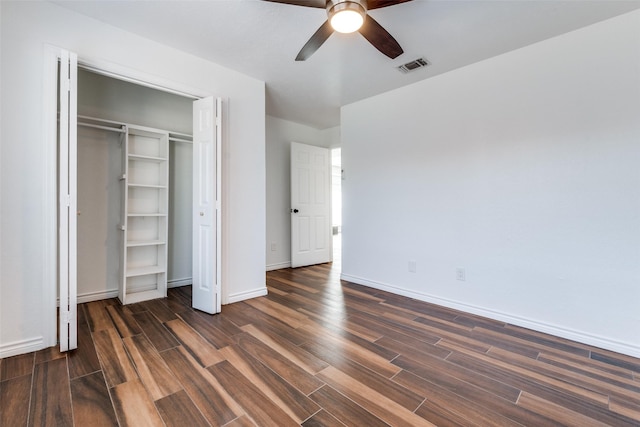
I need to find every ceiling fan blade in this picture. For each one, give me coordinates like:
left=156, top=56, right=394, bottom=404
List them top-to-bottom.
left=263, top=0, right=325, bottom=8
left=366, top=0, right=412, bottom=10
left=358, top=15, right=403, bottom=59
left=296, top=20, right=334, bottom=61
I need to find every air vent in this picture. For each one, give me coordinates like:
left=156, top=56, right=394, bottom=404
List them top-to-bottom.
left=397, top=58, right=429, bottom=73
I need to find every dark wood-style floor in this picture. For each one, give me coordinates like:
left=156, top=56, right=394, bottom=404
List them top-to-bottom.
left=1, top=260, right=640, bottom=426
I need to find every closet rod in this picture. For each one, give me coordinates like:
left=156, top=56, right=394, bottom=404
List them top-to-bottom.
left=78, top=114, right=193, bottom=140
left=78, top=114, right=126, bottom=128
left=78, top=122, right=125, bottom=133
left=170, top=131, right=192, bottom=139
left=169, top=137, right=192, bottom=144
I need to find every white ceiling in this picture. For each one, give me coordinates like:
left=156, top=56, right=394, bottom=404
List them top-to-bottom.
left=53, top=0, right=640, bottom=129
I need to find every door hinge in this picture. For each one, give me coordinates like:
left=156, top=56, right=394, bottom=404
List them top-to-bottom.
left=61, top=77, right=71, bottom=93
left=65, top=194, right=71, bottom=207
left=61, top=310, right=74, bottom=324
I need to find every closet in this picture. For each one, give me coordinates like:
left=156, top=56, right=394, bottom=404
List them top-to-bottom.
left=76, top=69, right=194, bottom=304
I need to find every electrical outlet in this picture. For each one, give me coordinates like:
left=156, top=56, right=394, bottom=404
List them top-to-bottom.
left=270, top=243, right=277, bottom=252
left=408, top=260, right=416, bottom=273
left=456, top=267, right=466, bottom=281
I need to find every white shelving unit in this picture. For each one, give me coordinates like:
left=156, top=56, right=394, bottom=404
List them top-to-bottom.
left=120, top=125, right=169, bottom=304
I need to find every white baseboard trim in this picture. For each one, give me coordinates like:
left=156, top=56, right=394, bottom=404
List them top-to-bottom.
left=266, top=262, right=291, bottom=271
left=340, top=273, right=640, bottom=358
left=168, top=278, right=192, bottom=288
left=63, top=280, right=191, bottom=306
left=225, top=287, right=268, bottom=304
left=57, top=289, right=120, bottom=306
left=77, top=289, right=120, bottom=304
left=0, top=336, right=46, bottom=359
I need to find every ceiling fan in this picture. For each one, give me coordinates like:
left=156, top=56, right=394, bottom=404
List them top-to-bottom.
left=266, top=0, right=412, bottom=61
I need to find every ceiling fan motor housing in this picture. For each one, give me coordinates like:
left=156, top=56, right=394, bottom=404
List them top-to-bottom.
left=327, top=0, right=367, bottom=33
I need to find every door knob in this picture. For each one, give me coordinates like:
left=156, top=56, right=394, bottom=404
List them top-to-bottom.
left=291, top=208, right=299, bottom=213
left=200, top=212, right=204, bottom=216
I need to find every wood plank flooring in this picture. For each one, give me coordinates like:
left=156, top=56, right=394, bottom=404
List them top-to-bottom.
left=1, top=260, right=640, bottom=426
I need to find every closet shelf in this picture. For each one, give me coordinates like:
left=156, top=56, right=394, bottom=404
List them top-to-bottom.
left=121, top=125, right=169, bottom=305
left=128, top=154, right=167, bottom=162
left=126, top=240, right=166, bottom=247
left=126, top=265, right=165, bottom=278
left=121, top=289, right=166, bottom=305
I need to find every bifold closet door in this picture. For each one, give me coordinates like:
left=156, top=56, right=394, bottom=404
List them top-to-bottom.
left=59, top=49, right=78, bottom=352
left=192, top=97, right=222, bottom=314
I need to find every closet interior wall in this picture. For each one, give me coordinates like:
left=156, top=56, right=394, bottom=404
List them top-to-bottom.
left=77, top=69, right=193, bottom=302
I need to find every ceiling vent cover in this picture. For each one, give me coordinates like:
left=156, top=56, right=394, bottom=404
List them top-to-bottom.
left=397, top=58, right=429, bottom=73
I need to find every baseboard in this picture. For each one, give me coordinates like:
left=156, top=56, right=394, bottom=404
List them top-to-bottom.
left=266, top=261, right=291, bottom=271
left=340, top=273, right=640, bottom=358
left=168, top=278, right=192, bottom=288
left=62, top=280, right=190, bottom=305
left=225, top=287, right=268, bottom=304
left=56, top=289, right=120, bottom=306
left=77, top=289, right=120, bottom=304
left=0, top=336, right=46, bottom=359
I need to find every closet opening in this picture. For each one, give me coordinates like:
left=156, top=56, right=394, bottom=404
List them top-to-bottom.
left=49, top=48, right=223, bottom=352
left=75, top=68, right=196, bottom=305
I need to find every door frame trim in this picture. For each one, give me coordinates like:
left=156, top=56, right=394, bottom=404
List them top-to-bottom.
left=42, top=44, right=61, bottom=349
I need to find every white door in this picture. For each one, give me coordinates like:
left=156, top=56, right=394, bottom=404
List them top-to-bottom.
left=59, top=50, right=78, bottom=351
left=192, top=97, right=222, bottom=314
left=291, top=142, right=332, bottom=268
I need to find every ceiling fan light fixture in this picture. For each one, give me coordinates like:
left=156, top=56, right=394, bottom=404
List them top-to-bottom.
left=328, top=1, right=366, bottom=34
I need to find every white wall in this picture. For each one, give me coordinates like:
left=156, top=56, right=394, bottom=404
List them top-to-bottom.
left=0, top=1, right=266, bottom=357
left=341, top=10, right=640, bottom=357
left=78, top=69, right=193, bottom=134
left=265, top=116, right=339, bottom=270
left=77, top=126, right=123, bottom=302
left=320, top=126, right=341, bottom=148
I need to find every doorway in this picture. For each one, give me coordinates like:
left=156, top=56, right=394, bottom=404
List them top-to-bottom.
left=75, top=68, right=194, bottom=304
left=331, top=147, right=342, bottom=269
